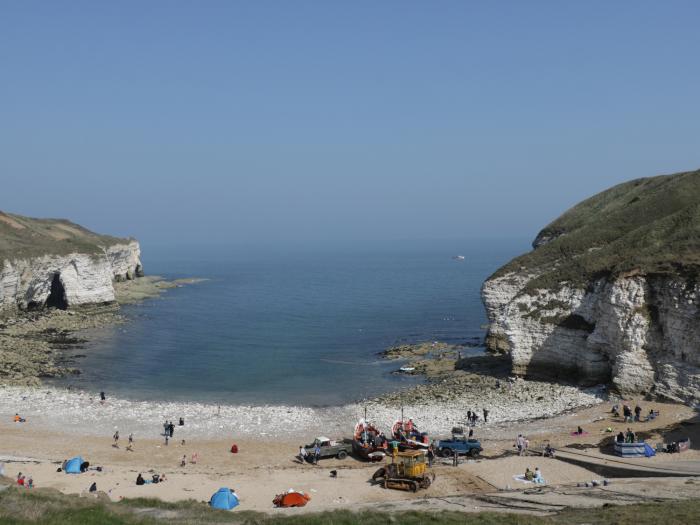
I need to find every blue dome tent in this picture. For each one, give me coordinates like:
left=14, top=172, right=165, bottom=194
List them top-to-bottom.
left=64, top=457, right=83, bottom=474
left=210, top=487, right=239, bottom=510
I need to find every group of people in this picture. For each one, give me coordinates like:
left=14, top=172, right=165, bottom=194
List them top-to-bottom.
left=612, top=403, right=656, bottom=423
left=466, top=408, right=489, bottom=425
left=616, top=428, right=637, bottom=444
left=112, top=430, right=136, bottom=451
left=515, top=434, right=529, bottom=456
left=298, top=444, right=321, bottom=464
left=524, top=467, right=545, bottom=484
left=16, top=472, right=33, bottom=488
left=135, top=473, right=167, bottom=485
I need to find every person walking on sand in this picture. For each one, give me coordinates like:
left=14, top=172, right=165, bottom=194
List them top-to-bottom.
left=483, top=408, right=489, bottom=423
left=113, top=430, right=119, bottom=447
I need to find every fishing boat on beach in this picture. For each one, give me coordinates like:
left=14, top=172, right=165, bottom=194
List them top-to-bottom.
left=352, top=419, right=387, bottom=462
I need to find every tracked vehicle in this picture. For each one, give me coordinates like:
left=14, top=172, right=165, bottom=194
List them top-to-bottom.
left=371, top=450, right=435, bottom=492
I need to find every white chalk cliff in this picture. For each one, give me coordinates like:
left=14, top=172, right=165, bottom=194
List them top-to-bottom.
left=482, top=170, right=700, bottom=404
left=0, top=212, right=143, bottom=311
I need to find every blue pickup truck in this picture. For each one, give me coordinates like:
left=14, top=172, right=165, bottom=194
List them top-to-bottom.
left=437, top=432, right=483, bottom=458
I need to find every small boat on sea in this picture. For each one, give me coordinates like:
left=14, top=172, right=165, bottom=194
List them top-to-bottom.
left=452, top=255, right=465, bottom=261
left=399, top=366, right=415, bottom=373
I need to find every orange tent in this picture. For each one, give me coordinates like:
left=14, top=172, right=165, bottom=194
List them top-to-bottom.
left=273, top=491, right=311, bottom=508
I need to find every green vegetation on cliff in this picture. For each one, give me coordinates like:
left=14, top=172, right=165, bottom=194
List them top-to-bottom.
left=493, top=169, right=700, bottom=291
left=0, top=211, right=128, bottom=263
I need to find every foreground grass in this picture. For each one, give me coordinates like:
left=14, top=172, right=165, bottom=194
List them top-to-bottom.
left=2, top=485, right=700, bottom=525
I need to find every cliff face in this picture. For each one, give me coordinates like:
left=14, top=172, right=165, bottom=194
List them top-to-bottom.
left=482, top=170, right=700, bottom=404
left=0, top=212, right=143, bottom=311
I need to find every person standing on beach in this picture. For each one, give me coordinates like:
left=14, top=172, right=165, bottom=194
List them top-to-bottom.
left=100, top=391, right=106, bottom=403
left=483, top=408, right=489, bottom=423
left=467, top=410, right=472, bottom=424
left=169, top=422, right=175, bottom=438
left=113, top=430, right=119, bottom=447
left=314, top=444, right=321, bottom=465
left=298, top=445, right=307, bottom=464
left=427, top=445, right=435, bottom=467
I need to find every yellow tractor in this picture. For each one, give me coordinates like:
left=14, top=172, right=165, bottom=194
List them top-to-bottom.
left=371, top=449, right=435, bottom=491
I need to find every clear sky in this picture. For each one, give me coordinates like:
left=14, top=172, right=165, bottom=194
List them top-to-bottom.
left=2, top=1, right=699, bottom=245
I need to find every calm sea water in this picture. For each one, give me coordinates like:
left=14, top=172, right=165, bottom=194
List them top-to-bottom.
left=52, top=239, right=527, bottom=406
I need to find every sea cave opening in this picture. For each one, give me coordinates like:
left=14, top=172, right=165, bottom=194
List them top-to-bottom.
left=46, top=272, right=68, bottom=310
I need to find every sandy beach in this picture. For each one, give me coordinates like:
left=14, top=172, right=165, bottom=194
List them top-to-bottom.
left=2, top=387, right=698, bottom=515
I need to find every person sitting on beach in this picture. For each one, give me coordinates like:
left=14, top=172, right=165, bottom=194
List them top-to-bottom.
left=611, top=404, right=619, bottom=417
left=647, top=408, right=656, bottom=421
left=13, top=413, right=26, bottom=423
left=576, top=426, right=584, bottom=435
left=616, top=431, right=625, bottom=443
left=544, top=443, right=555, bottom=458
left=524, top=467, right=534, bottom=481
left=534, top=467, right=545, bottom=484
left=136, top=473, right=145, bottom=486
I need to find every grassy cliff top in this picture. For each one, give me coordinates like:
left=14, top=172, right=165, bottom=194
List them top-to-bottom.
left=492, top=168, right=700, bottom=291
left=0, top=211, right=131, bottom=263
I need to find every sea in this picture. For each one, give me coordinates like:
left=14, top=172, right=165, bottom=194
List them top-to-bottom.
left=50, top=239, right=528, bottom=406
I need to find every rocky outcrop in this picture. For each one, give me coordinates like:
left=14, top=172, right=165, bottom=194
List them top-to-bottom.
left=482, top=168, right=700, bottom=405
left=0, top=240, right=142, bottom=311
left=483, top=270, right=700, bottom=404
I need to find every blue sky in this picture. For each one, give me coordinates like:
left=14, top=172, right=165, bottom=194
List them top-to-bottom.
left=2, top=1, right=699, bottom=244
